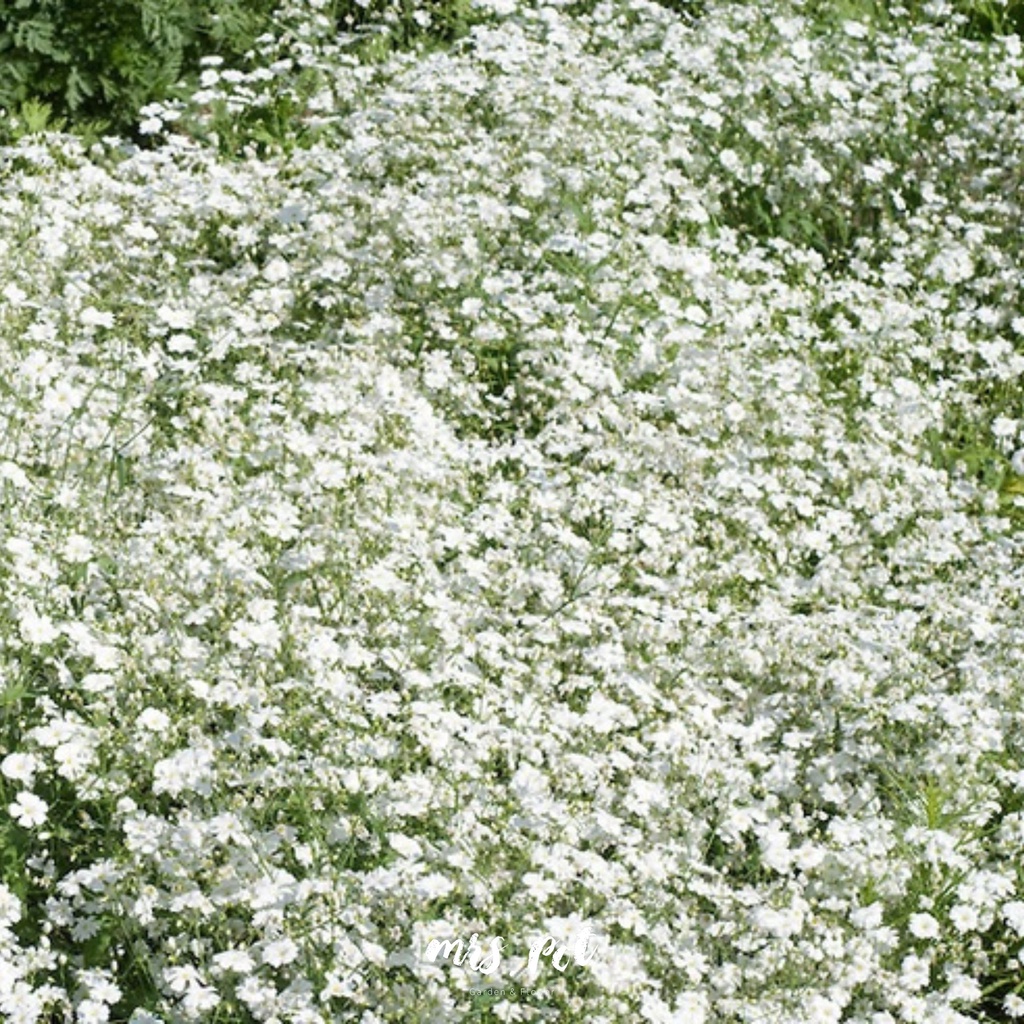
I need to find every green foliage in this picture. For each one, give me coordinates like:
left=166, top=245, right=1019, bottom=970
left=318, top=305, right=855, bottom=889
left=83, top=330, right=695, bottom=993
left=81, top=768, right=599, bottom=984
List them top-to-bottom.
left=0, top=0, right=278, bottom=137
left=0, top=0, right=714, bottom=143
left=0, top=0, right=493, bottom=141
left=334, top=0, right=477, bottom=47
left=569, top=0, right=705, bottom=17
left=803, top=0, right=1024, bottom=39
left=958, top=0, right=1024, bottom=38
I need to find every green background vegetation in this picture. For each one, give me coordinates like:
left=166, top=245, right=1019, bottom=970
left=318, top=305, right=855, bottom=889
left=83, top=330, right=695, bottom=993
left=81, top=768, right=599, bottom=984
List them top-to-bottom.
left=0, top=0, right=481, bottom=140
left=2, top=0, right=1022, bottom=142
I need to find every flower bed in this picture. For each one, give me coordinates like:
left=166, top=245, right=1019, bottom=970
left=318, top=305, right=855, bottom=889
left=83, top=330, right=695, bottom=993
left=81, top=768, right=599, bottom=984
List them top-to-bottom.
left=1, top=1, right=1023, bottom=1021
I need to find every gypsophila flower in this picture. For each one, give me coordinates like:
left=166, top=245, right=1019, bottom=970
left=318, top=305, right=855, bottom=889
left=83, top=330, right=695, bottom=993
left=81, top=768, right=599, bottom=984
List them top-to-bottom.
left=0, top=1, right=1021, bottom=1020
left=993, top=416, right=1019, bottom=442
left=62, top=535, right=94, bottom=563
left=18, top=607, right=58, bottom=646
left=137, top=708, right=171, bottom=733
left=1, top=753, right=39, bottom=786
left=8, top=791, right=48, bottom=828
left=0, top=884, right=22, bottom=926
left=1004, top=902, right=1024, bottom=935
left=949, top=904, right=979, bottom=933
left=909, top=913, right=941, bottom=939
left=262, top=937, right=299, bottom=968
left=211, top=950, right=255, bottom=975
left=901, top=954, right=931, bottom=990
left=1005, top=994, right=1024, bottom=1018
left=76, top=1000, right=111, bottom=1024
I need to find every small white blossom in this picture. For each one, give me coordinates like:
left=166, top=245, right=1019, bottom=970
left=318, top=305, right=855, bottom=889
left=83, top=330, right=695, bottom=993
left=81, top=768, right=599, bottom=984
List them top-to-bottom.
left=0, top=753, right=39, bottom=786
left=8, top=791, right=48, bottom=828
left=908, top=913, right=941, bottom=940
left=262, top=937, right=299, bottom=968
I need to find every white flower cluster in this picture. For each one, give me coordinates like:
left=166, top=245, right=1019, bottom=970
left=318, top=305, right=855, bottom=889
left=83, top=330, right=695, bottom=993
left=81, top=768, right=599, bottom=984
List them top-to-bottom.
left=0, top=0, right=1023, bottom=1021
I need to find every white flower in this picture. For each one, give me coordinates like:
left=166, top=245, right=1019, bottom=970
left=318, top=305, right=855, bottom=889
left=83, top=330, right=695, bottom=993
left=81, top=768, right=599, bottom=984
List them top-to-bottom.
left=719, top=148, right=741, bottom=174
left=262, top=258, right=291, bottom=283
left=2, top=283, right=27, bottom=306
left=155, top=304, right=195, bottom=330
left=80, top=307, right=115, bottom=329
left=166, top=333, right=196, bottom=354
left=42, top=380, right=84, bottom=417
left=993, top=416, right=1019, bottom=440
left=0, top=462, right=30, bottom=489
left=62, top=534, right=94, bottom=563
left=18, top=607, right=58, bottom=646
left=227, top=617, right=282, bottom=651
left=81, top=673, right=115, bottom=694
left=583, top=692, right=637, bottom=734
left=137, top=708, right=171, bottom=733
left=54, top=739, right=94, bottom=781
left=152, top=745, right=215, bottom=797
left=0, top=753, right=39, bottom=786
left=8, top=791, right=48, bottom=828
left=388, top=833, right=422, bottom=859
left=413, top=873, right=455, bottom=900
left=0, top=884, right=22, bottom=926
left=1004, top=901, right=1024, bottom=934
left=850, top=903, right=884, bottom=930
left=948, top=904, right=978, bottom=933
left=908, top=912, right=940, bottom=939
left=262, top=937, right=299, bottom=967
left=212, top=949, right=256, bottom=975
left=900, top=953, right=931, bottom=990
left=164, top=965, right=202, bottom=994
left=82, top=970, right=121, bottom=1005
left=320, top=972, right=359, bottom=1000
left=946, top=973, right=981, bottom=1003
left=181, top=985, right=220, bottom=1015
left=640, top=991, right=681, bottom=1023
left=1005, top=994, right=1024, bottom=1018
left=804, top=995, right=842, bottom=1024
left=76, top=1000, right=110, bottom=1024
left=128, top=1012, right=165, bottom=1024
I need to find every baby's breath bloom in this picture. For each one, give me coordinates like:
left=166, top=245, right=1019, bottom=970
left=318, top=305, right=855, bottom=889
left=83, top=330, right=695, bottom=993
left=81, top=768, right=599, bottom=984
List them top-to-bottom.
left=1, top=753, right=39, bottom=786
left=8, top=791, right=48, bottom=828
left=262, top=937, right=299, bottom=968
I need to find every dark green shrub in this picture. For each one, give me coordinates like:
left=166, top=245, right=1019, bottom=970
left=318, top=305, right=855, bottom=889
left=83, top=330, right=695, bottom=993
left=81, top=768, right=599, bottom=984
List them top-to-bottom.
left=0, top=0, right=279, bottom=136
left=0, top=0, right=491, bottom=139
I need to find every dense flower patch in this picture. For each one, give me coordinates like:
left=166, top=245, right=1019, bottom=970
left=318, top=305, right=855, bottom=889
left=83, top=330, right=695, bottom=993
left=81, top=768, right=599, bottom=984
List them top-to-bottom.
left=1, top=1, right=1023, bottom=1021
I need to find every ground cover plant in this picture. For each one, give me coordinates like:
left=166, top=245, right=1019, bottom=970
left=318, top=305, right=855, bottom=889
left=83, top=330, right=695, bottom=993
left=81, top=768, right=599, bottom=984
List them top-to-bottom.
left=1, top=0, right=1024, bottom=1021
